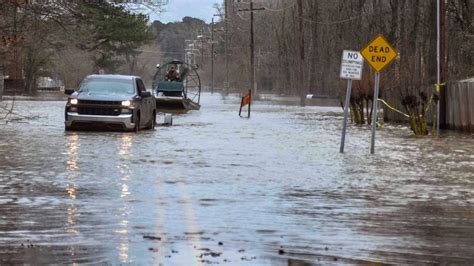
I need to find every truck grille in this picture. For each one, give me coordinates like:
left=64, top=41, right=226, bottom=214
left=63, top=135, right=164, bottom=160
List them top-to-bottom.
left=75, top=100, right=124, bottom=116
left=78, top=100, right=122, bottom=106
left=77, top=107, right=121, bottom=116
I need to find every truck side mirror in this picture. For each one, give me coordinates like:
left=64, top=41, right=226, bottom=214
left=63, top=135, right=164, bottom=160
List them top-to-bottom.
left=64, top=88, right=75, bottom=95
left=141, top=91, right=152, bottom=98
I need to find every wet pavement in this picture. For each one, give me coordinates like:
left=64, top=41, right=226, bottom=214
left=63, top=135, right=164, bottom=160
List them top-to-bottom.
left=0, top=93, right=473, bottom=265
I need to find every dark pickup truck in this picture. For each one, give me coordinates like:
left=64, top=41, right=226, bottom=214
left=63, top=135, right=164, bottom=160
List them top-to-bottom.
left=65, top=75, right=156, bottom=132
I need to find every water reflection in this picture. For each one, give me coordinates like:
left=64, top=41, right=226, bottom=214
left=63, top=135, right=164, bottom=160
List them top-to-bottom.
left=65, top=133, right=80, bottom=233
left=66, top=133, right=80, bottom=261
left=66, top=133, right=80, bottom=172
left=116, top=134, right=132, bottom=263
left=119, top=134, right=132, bottom=156
left=119, top=135, right=131, bottom=199
left=66, top=187, right=77, bottom=200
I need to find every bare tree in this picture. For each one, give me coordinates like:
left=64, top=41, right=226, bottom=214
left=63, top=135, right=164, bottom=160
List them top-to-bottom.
left=217, top=0, right=472, bottom=135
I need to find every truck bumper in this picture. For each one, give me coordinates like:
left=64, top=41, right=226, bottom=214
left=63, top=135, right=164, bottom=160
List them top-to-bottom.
left=65, top=112, right=135, bottom=130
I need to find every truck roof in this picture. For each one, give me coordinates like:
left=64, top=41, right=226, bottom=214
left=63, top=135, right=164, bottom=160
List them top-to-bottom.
left=86, top=74, right=141, bottom=80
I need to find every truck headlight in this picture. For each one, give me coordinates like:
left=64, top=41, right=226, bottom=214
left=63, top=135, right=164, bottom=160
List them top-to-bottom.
left=70, top=99, right=78, bottom=105
left=121, top=100, right=132, bottom=107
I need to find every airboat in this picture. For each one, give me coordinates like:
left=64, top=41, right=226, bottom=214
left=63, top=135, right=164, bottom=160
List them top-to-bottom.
left=152, top=60, right=201, bottom=113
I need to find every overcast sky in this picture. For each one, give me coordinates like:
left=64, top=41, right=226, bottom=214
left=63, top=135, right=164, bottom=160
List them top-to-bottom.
left=149, top=0, right=222, bottom=23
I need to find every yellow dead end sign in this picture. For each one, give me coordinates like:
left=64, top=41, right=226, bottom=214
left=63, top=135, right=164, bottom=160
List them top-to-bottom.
left=360, top=34, right=397, bottom=73
left=360, top=34, right=398, bottom=154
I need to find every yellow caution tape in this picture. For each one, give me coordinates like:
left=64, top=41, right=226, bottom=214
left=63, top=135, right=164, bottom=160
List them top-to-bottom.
left=435, top=83, right=446, bottom=92
left=425, top=94, right=435, bottom=113
left=378, top=99, right=410, bottom=118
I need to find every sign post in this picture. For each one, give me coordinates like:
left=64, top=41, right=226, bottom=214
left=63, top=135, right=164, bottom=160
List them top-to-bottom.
left=360, top=34, right=398, bottom=154
left=339, top=50, right=364, bottom=153
left=0, top=67, right=4, bottom=101
left=370, top=72, right=381, bottom=154
left=239, top=89, right=251, bottom=118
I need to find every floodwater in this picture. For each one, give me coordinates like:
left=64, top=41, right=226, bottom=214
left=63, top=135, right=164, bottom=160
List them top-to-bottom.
left=0, top=93, right=473, bottom=265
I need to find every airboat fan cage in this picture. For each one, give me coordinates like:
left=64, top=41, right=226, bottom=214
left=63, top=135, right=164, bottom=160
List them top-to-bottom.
left=152, top=60, right=201, bottom=105
left=152, top=60, right=201, bottom=113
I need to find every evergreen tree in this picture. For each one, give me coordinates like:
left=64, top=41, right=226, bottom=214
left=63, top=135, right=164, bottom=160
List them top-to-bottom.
left=79, top=3, right=155, bottom=72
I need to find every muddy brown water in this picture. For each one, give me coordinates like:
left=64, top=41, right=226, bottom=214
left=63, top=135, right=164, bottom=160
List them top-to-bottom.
left=0, top=94, right=473, bottom=265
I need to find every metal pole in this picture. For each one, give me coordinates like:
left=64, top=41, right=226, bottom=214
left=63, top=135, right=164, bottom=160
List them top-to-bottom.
left=436, top=0, right=440, bottom=137
left=211, top=17, right=215, bottom=94
left=0, top=68, right=4, bottom=101
left=370, top=72, right=380, bottom=154
left=340, top=79, right=352, bottom=153
left=248, top=89, right=251, bottom=118
left=239, top=97, right=243, bottom=117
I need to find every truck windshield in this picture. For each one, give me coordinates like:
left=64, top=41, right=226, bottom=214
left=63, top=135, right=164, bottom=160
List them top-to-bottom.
left=78, top=79, right=135, bottom=95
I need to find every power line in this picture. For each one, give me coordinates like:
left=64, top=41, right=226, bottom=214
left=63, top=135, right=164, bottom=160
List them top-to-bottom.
left=255, top=2, right=392, bottom=26
left=261, top=2, right=296, bottom=12
left=236, top=11, right=250, bottom=21
left=301, top=14, right=365, bottom=25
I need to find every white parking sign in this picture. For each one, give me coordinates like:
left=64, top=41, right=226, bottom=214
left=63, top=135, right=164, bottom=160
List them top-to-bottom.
left=340, top=50, right=364, bottom=80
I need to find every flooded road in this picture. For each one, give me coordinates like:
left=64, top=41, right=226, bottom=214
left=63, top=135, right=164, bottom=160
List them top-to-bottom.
left=0, top=94, right=473, bottom=265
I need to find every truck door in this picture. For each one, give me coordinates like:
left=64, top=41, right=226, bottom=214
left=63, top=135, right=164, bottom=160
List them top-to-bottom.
left=136, top=78, right=148, bottom=126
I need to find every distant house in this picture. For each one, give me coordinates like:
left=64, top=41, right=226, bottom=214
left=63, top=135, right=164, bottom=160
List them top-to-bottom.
left=37, top=77, right=64, bottom=91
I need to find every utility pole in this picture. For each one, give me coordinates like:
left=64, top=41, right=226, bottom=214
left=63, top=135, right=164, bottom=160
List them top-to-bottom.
left=225, top=0, right=229, bottom=95
left=250, top=0, right=256, bottom=95
left=297, top=0, right=305, bottom=106
left=298, top=0, right=304, bottom=62
left=239, top=1, right=264, bottom=96
left=211, top=17, right=215, bottom=94
left=199, top=29, right=205, bottom=69
left=185, top=39, right=198, bottom=66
